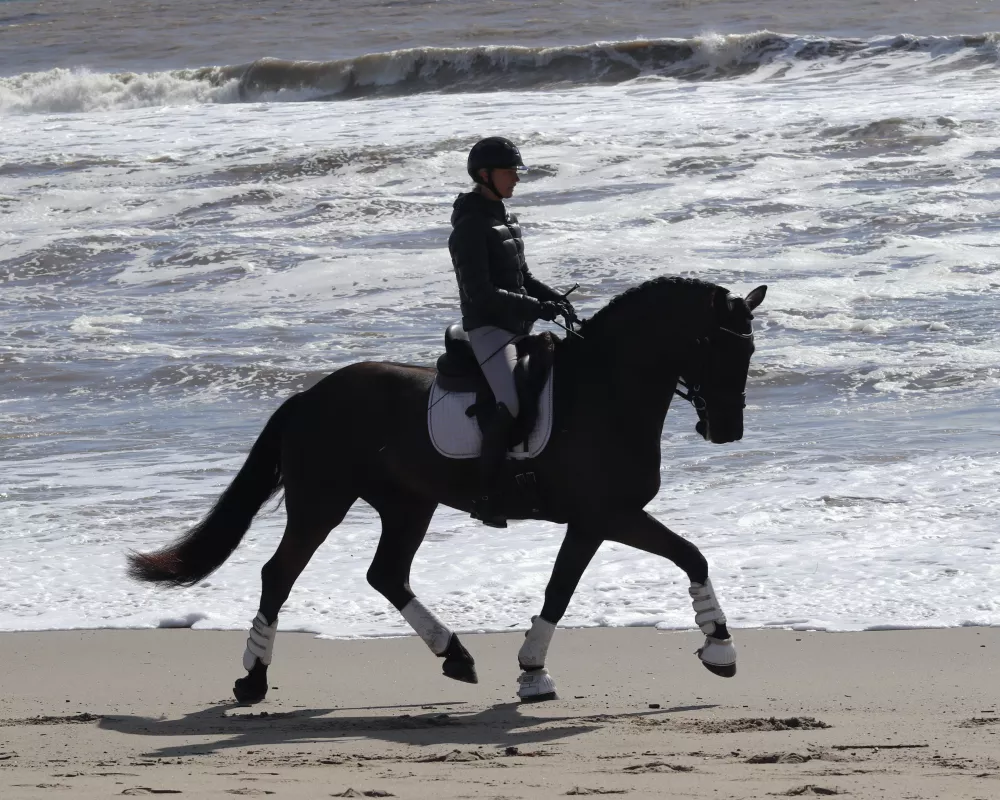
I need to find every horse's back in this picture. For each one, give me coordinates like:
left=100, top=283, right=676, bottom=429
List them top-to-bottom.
left=291, top=360, right=435, bottom=445
left=306, top=360, right=433, bottom=394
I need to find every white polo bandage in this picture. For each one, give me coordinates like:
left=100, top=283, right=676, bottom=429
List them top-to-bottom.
left=689, top=578, right=727, bottom=636
left=400, top=598, right=452, bottom=655
left=243, top=612, right=278, bottom=671
left=518, top=615, right=556, bottom=669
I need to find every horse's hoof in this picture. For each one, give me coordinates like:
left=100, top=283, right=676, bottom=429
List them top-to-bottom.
left=440, top=634, right=478, bottom=683
left=697, top=635, right=737, bottom=679
left=443, top=658, right=479, bottom=683
left=233, top=661, right=269, bottom=704
left=702, top=661, right=737, bottom=678
left=517, top=668, right=557, bottom=702
left=233, top=677, right=268, bottom=703
left=520, top=690, right=558, bottom=703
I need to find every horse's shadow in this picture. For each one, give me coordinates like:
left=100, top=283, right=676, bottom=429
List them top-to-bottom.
left=99, top=701, right=717, bottom=759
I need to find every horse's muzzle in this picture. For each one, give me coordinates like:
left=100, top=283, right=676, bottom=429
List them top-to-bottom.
left=698, top=418, right=744, bottom=444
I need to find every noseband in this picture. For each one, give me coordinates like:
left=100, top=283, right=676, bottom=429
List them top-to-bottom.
left=674, top=325, right=753, bottom=413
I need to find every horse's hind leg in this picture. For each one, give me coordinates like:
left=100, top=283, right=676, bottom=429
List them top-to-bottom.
left=364, top=487, right=477, bottom=684
left=234, top=489, right=357, bottom=704
left=607, top=510, right=736, bottom=678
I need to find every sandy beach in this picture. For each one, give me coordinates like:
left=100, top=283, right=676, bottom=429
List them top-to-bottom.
left=0, top=627, right=997, bottom=798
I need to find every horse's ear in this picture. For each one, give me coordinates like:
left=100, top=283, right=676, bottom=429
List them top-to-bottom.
left=745, top=285, right=767, bottom=311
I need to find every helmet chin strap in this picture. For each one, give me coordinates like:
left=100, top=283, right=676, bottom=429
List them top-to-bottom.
left=478, top=168, right=503, bottom=201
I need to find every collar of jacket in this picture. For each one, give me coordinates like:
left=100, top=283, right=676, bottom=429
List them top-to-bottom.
left=452, top=189, right=507, bottom=224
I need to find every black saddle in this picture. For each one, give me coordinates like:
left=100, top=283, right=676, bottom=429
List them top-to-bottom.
left=435, top=323, right=554, bottom=447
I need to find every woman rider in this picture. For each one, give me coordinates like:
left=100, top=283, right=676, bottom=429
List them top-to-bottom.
left=448, top=136, right=576, bottom=528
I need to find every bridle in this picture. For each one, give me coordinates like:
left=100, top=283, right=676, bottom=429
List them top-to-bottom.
left=673, top=324, right=754, bottom=414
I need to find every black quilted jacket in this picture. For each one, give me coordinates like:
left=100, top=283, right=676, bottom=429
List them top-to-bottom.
left=448, top=191, right=563, bottom=335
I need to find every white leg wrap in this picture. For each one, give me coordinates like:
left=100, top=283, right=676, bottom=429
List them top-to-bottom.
left=689, top=578, right=728, bottom=637
left=400, top=598, right=452, bottom=656
left=243, top=612, right=277, bottom=671
left=518, top=615, right=556, bottom=669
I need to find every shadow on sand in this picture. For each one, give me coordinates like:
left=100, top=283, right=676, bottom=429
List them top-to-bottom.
left=98, top=700, right=717, bottom=758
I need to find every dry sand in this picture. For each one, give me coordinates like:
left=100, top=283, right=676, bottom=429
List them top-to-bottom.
left=1, top=627, right=998, bottom=799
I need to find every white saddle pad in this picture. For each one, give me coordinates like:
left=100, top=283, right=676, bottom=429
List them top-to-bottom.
left=428, top=371, right=554, bottom=460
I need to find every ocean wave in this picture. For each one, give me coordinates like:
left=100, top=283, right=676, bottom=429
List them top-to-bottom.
left=2, top=31, right=999, bottom=113
left=0, top=65, right=242, bottom=114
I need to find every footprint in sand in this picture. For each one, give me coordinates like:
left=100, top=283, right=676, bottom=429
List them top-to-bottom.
left=697, top=716, right=831, bottom=734
left=747, top=752, right=813, bottom=764
left=623, top=761, right=695, bottom=774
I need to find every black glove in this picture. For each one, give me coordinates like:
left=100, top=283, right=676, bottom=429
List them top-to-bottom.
left=559, top=299, right=579, bottom=324
left=538, top=301, right=562, bottom=322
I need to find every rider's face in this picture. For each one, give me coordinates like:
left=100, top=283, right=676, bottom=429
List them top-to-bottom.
left=480, top=167, right=520, bottom=199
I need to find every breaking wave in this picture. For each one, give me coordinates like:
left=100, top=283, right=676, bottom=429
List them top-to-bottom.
left=2, top=31, right=999, bottom=113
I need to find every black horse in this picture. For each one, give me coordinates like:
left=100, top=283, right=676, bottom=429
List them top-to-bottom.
left=128, top=276, right=766, bottom=704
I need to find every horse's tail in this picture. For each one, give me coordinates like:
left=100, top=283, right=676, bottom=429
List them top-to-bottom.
left=126, top=394, right=299, bottom=587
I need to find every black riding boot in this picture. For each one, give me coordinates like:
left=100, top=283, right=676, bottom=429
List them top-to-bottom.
left=472, top=402, right=516, bottom=529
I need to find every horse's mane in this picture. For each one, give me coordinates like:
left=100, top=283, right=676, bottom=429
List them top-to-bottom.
left=571, top=275, right=718, bottom=348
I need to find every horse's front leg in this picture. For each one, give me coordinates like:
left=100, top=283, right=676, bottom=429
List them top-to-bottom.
left=607, top=510, right=736, bottom=677
left=517, top=525, right=603, bottom=701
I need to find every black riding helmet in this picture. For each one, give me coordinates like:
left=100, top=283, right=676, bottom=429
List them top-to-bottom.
left=467, top=137, right=527, bottom=197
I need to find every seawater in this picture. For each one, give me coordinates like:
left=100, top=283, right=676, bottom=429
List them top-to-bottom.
left=2, top=1, right=999, bottom=638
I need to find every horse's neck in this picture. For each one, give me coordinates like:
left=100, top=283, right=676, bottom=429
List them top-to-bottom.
left=577, top=318, right=687, bottom=442
left=611, top=346, right=680, bottom=441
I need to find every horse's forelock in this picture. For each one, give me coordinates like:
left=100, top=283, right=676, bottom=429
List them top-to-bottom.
left=724, top=294, right=755, bottom=334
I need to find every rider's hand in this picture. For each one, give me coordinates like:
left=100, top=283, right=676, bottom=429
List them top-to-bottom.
left=559, top=299, right=579, bottom=324
left=538, top=301, right=562, bottom=322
